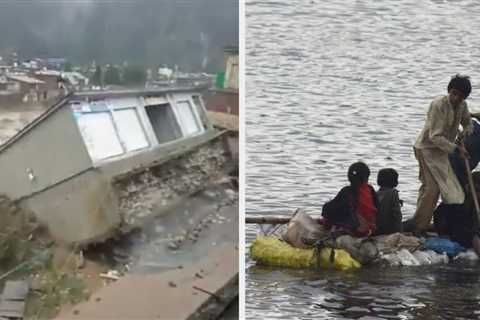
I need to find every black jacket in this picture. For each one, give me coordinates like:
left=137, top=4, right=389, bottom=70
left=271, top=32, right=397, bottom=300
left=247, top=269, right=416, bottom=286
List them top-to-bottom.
left=322, top=185, right=378, bottom=232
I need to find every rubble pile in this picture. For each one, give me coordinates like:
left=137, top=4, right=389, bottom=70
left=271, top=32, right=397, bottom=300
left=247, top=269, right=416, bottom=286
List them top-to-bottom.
left=116, top=140, right=229, bottom=226
left=0, top=195, right=44, bottom=269
left=166, top=206, right=234, bottom=251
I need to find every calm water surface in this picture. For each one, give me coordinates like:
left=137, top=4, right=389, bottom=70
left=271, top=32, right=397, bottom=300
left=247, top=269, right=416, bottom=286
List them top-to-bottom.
left=246, top=0, right=480, bottom=319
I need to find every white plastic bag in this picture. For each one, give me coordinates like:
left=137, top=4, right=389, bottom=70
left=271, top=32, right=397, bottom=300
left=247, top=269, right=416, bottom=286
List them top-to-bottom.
left=282, top=210, right=327, bottom=248
left=396, top=249, right=420, bottom=266
left=454, top=249, right=479, bottom=262
left=412, top=250, right=447, bottom=265
left=413, top=250, right=433, bottom=265
left=379, top=252, right=401, bottom=266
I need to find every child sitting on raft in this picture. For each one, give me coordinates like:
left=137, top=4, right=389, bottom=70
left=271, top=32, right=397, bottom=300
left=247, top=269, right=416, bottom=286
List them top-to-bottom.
left=322, top=161, right=378, bottom=237
left=376, top=168, right=403, bottom=235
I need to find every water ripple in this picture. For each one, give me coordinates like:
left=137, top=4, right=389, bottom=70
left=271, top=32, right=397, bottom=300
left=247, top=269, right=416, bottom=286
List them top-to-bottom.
left=246, top=0, right=480, bottom=318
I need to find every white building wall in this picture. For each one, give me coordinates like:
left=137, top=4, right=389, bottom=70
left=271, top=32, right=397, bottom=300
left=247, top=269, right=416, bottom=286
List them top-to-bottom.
left=71, top=92, right=210, bottom=165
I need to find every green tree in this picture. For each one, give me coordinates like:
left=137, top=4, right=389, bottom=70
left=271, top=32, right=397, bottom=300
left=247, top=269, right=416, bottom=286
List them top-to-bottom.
left=104, top=65, right=122, bottom=85
left=123, top=65, right=146, bottom=87
left=91, top=66, right=102, bottom=87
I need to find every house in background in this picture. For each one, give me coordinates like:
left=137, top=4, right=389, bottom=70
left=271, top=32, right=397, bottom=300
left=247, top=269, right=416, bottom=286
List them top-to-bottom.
left=203, top=46, right=239, bottom=173
left=204, top=46, right=239, bottom=115
left=224, top=46, right=239, bottom=91
left=46, top=58, right=66, bottom=70
left=34, top=70, right=63, bottom=99
left=62, top=71, right=89, bottom=91
left=5, top=73, right=46, bottom=103
left=0, top=75, right=17, bottom=92
left=0, top=86, right=233, bottom=244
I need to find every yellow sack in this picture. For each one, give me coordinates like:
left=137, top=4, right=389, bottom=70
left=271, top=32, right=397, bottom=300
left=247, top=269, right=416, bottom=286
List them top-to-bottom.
left=250, top=236, right=361, bottom=271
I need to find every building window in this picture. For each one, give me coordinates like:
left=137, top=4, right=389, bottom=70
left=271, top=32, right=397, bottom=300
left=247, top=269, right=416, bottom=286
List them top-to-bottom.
left=192, top=96, right=208, bottom=129
left=192, top=96, right=203, bottom=111
left=174, top=100, right=202, bottom=136
left=145, top=103, right=183, bottom=144
left=113, top=108, right=149, bottom=152
left=76, top=112, right=124, bottom=161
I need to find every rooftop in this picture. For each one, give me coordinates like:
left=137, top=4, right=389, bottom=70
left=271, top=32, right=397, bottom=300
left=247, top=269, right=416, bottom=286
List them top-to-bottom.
left=35, top=70, right=62, bottom=77
left=6, top=74, right=44, bottom=85
left=0, top=85, right=208, bottom=153
left=73, top=85, right=209, bottom=100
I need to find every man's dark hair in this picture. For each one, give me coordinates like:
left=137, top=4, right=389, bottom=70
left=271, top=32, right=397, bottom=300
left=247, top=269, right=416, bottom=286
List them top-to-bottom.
left=448, top=74, right=472, bottom=98
left=348, top=162, right=370, bottom=187
left=377, top=168, right=399, bottom=188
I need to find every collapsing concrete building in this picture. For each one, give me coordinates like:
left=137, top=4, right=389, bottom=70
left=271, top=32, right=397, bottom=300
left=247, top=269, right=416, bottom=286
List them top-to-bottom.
left=0, top=87, right=234, bottom=244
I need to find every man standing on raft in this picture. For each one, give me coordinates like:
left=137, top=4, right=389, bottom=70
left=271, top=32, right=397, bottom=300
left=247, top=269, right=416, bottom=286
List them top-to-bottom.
left=413, top=74, right=473, bottom=235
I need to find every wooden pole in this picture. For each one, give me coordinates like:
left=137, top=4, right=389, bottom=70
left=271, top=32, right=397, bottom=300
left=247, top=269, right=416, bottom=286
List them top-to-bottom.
left=461, top=140, right=480, bottom=222
left=464, top=156, right=480, bottom=222
left=246, top=215, right=322, bottom=224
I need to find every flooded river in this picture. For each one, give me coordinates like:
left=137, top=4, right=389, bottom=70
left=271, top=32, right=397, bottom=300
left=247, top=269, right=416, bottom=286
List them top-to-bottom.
left=246, top=0, right=480, bottom=318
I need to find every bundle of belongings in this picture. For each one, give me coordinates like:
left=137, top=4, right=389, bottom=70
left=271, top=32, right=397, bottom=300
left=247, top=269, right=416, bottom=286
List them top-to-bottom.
left=250, top=211, right=478, bottom=271
left=280, top=211, right=441, bottom=266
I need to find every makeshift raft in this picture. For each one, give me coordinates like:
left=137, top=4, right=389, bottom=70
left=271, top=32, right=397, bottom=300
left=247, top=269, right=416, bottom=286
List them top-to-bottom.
left=248, top=211, right=479, bottom=270
left=250, top=235, right=479, bottom=270
left=250, top=236, right=361, bottom=271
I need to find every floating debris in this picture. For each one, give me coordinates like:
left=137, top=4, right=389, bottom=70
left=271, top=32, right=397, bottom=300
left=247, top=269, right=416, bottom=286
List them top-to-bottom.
left=99, top=270, right=121, bottom=281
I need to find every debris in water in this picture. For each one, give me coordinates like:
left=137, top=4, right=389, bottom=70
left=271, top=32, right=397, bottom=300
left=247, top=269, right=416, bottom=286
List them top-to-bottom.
left=167, top=242, right=178, bottom=250
left=99, top=270, right=121, bottom=281
left=192, top=285, right=222, bottom=302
